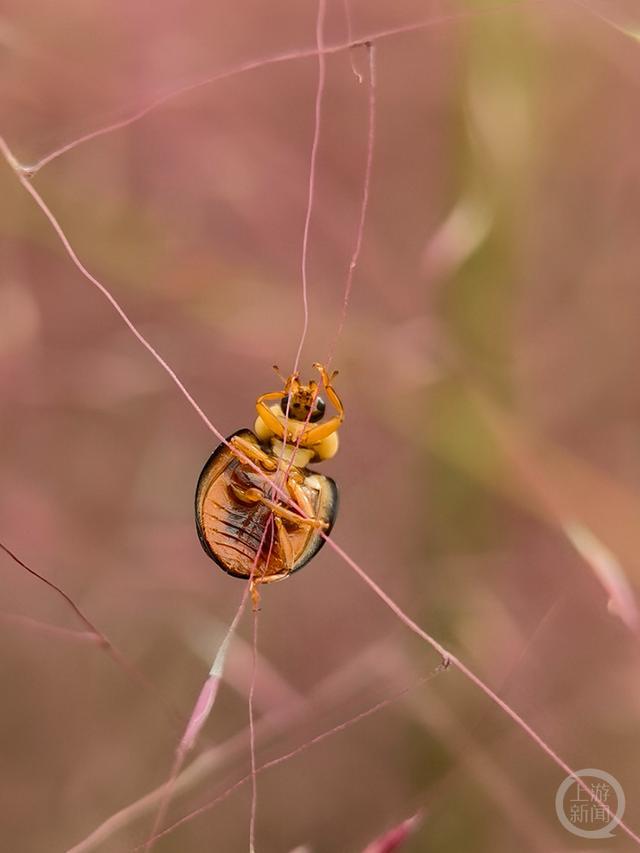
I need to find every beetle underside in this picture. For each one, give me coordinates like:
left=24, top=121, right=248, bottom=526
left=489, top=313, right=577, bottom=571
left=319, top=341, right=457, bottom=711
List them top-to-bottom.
left=195, top=430, right=337, bottom=585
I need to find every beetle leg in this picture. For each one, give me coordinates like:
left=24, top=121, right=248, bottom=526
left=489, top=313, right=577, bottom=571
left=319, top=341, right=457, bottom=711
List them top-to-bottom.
left=312, top=362, right=338, bottom=390
left=314, top=363, right=343, bottom=421
left=298, top=364, right=344, bottom=447
left=255, top=391, right=290, bottom=441
left=299, top=416, right=342, bottom=447
left=229, top=435, right=277, bottom=471
left=286, top=477, right=317, bottom=521
left=229, top=482, right=326, bottom=527
left=229, top=484, right=264, bottom=504
left=265, top=496, right=328, bottom=529
left=274, top=517, right=295, bottom=571
left=250, top=563, right=292, bottom=608
left=250, top=579, right=261, bottom=611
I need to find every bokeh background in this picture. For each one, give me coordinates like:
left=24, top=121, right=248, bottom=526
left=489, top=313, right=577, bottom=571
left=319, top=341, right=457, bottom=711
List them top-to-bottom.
left=2, top=0, right=640, bottom=850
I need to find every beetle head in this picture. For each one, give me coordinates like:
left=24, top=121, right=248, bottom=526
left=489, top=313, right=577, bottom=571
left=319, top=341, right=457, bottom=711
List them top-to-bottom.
left=274, top=367, right=325, bottom=422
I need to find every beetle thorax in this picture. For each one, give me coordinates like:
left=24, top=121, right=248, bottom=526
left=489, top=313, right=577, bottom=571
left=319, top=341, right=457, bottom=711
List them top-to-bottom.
left=271, top=438, right=314, bottom=469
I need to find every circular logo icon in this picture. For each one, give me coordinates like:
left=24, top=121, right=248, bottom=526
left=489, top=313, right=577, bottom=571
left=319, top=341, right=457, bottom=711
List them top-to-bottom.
left=555, top=768, right=625, bottom=839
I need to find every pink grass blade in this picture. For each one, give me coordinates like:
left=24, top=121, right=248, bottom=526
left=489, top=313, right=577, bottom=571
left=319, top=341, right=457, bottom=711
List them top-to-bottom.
left=278, top=0, right=327, bottom=475
left=292, top=0, right=327, bottom=376
left=342, top=0, right=364, bottom=83
left=567, top=0, right=640, bottom=42
left=12, top=1, right=531, bottom=175
left=328, top=41, right=377, bottom=365
left=3, top=135, right=313, bottom=513
left=0, top=136, right=229, bottom=451
left=420, top=194, right=493, bottom=281
left=474, top=393, right=640, bottom=632
left=144, top=511, right=271, bottom=852
left=246, top=515, right=277, bottom=852
left=563, top=520, right=638, bottom=631
left=318, top=534, right=640, bottom=846
left=0, top=540, right=180, bottom=726
left=1, top=540, right=103, bottom=639
left=142, top=583, right=251, bottom=850
left=190, top=588, right=252, bottom=746
left=248, top=607, right=260, bottom=853
left=0, top=612, right=100, bottom=644
left=67, top=642, right=389, bottom=851
left=137, top=667, right=446, bottom=848
left=180, top=676, right=221, bottom=756
left=361, top=811, right=423, bottom=853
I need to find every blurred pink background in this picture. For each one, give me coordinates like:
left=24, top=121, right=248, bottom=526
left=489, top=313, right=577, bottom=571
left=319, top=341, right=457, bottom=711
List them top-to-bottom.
left=2, top=0, right=640, bottom=850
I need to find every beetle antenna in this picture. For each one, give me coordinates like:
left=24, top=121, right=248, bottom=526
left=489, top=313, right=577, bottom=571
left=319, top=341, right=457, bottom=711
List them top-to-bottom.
left=272, top=364, right=288, bottom=385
